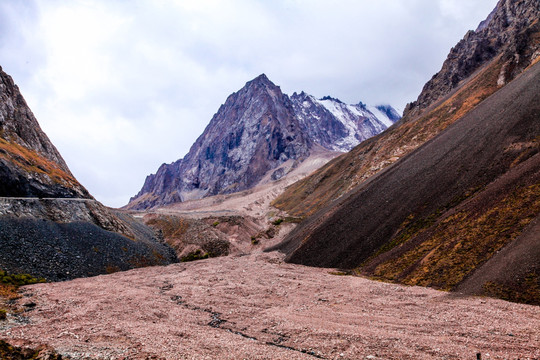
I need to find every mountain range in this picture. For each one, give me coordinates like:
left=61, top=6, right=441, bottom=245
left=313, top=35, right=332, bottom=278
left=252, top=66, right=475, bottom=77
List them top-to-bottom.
left=0, top=0, right=537, bottom=307
left=126, top=75, right=399, bottom=210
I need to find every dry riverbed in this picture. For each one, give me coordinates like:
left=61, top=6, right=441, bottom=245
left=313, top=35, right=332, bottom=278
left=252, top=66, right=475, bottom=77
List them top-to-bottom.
left=1, top=252, right=539, bottom=359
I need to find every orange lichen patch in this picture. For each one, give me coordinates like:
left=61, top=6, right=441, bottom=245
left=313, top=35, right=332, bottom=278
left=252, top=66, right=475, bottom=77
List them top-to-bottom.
left=0, top=137, right=80, bottom=188
left=372, top=183, right=540, bottom=291
left=0, top=283, right=19, bottom=301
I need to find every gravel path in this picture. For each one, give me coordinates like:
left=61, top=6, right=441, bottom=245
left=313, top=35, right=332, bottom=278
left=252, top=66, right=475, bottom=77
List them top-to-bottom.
left=1, top=252, right=539, bottom=359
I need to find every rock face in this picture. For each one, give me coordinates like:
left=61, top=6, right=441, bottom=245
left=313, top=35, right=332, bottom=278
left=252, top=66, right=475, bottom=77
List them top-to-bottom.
left=273, top=0, right=540, bottom=304
left=404, top=0, right=540, bottom=117
left=0, top=66, right=90, bottom=199
left=0, top=66, right=176, bottom=280
left=128, top=74, right=399, bottom=210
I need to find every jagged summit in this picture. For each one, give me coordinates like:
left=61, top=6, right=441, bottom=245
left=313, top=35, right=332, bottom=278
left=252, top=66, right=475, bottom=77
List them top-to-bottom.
left=404, top=0, right=540, bottom=118
left=248, top=73, right=271, bottom=84
left=127, top=74, right=399, bottom=209
left=240, top=74, right=282, bottom=96
left=291, top=91, right=396, bottom=151
left=320, top=95, right=343, bottom=103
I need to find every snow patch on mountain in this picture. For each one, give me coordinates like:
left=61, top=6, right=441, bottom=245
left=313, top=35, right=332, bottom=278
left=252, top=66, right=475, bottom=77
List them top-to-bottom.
left=291, top=92, right=399, bottom=152
left=368, top=106, right=394, bottom=128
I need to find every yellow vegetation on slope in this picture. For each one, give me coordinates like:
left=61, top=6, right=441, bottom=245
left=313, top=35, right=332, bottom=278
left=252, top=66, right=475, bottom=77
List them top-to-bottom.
left=0, top=136, right=80, bottom=189
left=372, top=183, right=540, bottom=291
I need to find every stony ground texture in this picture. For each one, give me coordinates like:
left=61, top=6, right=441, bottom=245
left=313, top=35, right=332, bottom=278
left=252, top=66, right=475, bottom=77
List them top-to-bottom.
left=1, top=252, right=539, bottom=360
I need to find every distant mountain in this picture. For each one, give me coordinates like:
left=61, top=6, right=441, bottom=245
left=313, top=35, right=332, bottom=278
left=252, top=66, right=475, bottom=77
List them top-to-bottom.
left=272, top=0, right=540, bottom=305
left=0, top=66, right=176, bottom=280
left=127, top=74, right=399, bottom=210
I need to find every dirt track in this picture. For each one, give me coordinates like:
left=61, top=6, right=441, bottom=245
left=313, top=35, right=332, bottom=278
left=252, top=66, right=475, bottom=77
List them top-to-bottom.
left=1, top=252, right=538, bottom=359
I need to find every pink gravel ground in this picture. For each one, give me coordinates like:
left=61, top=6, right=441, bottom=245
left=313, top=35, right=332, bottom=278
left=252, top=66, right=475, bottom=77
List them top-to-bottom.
left=1, top=252, right=539, bottom=359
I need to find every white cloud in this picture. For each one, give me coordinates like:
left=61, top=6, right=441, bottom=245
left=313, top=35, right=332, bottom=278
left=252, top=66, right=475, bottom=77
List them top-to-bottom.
left=0, top=0, right=499, bottom=207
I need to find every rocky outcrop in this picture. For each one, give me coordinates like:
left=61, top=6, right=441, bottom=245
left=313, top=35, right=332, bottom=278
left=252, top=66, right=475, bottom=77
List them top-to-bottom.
left=404, top=0, right=540, bottom=118
left=0, top=66, right=90, bottom=199
left=128, top=75, right=399, bottom=210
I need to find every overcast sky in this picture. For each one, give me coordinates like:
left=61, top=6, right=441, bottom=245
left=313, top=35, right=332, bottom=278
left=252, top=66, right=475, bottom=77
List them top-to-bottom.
left=0, top=0, right=498, bottom=207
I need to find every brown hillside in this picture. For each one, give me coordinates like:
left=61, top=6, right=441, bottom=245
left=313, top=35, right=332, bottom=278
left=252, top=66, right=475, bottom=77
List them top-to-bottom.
left=272, top=59, right=540, bottom=303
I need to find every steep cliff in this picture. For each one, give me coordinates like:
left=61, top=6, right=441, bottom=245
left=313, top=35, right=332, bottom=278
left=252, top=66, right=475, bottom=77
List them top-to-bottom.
left=404, top=0, right=540, bottom=117
left=0, top=66, right=176, bottom=280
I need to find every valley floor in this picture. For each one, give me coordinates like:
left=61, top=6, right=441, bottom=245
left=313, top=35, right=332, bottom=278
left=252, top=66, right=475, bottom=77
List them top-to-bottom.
left=1, top=252, right=539, bottom=359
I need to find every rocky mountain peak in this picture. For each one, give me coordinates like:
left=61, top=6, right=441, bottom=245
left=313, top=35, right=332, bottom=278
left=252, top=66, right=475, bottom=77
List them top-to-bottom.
left=404, top=0, right=540, bottom=118
left=247, top=73, right=271, bottom=86
left=127, top=74, right=399, bottom=210
left=320, top=95, right=344, bottom=104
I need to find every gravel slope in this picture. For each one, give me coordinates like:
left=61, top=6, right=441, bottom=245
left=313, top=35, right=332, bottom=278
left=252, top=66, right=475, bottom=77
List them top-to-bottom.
left=0, top=216, right=176, bottom=281
left=1, top=252, right=538, bottom=359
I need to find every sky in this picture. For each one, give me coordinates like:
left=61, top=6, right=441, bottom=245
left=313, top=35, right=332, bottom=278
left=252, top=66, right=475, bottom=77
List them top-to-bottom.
left=0, top=0, right=499, bottom=207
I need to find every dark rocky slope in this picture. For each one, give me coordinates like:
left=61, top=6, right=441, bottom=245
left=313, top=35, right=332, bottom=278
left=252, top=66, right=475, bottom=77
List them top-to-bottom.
left=273, top=0, right=540, bottom=218
left=273, top=59, right=540, bottom=304
left=0, top=67, right=176, bottom=280
left=127, top=75, right=398, bottom=210
left=0, top=216, right=176, bottom=281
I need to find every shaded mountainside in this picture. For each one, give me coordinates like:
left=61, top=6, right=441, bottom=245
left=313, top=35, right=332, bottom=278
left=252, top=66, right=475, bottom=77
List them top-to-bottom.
left=273, top=0, right=540, bottom=218
left=273, top=54, right=540, bottom=304
left=0, top=66, right=90, bottom=199
left=0, top=67, right=177, bottom=280
left=127, top=74, right=398, bottom=210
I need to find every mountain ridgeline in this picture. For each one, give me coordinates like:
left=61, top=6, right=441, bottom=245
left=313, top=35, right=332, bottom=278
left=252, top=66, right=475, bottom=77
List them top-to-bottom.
left=271, top=0, right=540, bottom=304
left=127, top=74, right=399, bottom=210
